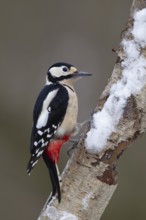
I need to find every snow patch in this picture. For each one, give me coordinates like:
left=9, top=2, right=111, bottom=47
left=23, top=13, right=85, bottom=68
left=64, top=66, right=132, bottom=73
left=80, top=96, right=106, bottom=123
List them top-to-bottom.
left=85, top=8, right=146, bottom=154
left=132, top=8, right=146, bottom=47
left=82, top=192, right=93, bottom=209
left=39, top=206, right=78, bottom=220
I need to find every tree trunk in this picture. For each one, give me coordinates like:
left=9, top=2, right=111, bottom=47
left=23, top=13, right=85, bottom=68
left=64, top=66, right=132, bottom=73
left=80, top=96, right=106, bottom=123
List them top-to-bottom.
left=38, top=0, right=146, bottom=219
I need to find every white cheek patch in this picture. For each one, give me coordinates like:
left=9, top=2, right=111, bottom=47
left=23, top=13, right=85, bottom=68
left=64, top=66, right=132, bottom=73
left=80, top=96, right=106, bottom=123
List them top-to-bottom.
left=49, top=66, right=69, bottom=78
left=49, top=67, right=61, bottom=77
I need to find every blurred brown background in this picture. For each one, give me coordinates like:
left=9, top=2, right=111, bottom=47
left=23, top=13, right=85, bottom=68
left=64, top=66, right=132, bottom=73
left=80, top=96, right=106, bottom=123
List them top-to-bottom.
left=0, top=0, right=146, bottom=219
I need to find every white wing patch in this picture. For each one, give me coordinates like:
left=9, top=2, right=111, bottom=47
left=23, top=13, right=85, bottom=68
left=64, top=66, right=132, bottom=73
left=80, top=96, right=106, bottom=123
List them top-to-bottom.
left=36, top=89, right=59, bottom=129
left=36, top=109, right=49, bottom=129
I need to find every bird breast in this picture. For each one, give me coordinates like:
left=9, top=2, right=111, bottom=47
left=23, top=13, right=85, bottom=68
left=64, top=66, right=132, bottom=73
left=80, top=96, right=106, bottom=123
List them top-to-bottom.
left=56, top=87, right=78, bottom=137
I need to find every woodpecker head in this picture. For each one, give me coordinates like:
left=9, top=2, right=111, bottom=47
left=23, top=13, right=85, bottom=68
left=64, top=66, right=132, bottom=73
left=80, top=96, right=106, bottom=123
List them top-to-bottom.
left=46, top=62, right=91, bottom=85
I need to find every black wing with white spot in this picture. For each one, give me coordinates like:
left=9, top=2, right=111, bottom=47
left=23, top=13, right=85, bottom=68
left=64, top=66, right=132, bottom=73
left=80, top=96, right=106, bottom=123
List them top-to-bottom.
left=27, top=84, right=69, bottom=174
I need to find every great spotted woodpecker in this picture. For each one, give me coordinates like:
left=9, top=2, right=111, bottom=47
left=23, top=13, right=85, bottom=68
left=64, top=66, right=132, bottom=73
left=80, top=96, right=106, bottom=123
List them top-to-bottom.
left=27, top=62, right=91, bottom=203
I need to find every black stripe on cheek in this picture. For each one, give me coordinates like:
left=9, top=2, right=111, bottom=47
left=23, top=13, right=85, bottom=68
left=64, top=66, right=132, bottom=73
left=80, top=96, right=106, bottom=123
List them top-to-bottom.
left=47, top=73, right=72, bottom=83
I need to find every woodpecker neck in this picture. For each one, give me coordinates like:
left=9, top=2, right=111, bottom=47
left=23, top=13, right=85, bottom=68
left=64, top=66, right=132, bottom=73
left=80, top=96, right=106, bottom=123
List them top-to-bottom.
left=46, top=76, right=75, bottom=92
left=62, top=84, right=75, bottom=92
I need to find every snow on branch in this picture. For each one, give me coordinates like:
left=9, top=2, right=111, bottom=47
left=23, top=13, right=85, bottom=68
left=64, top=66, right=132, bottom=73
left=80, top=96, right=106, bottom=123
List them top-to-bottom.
left=85, top=8, right=146, bottom=154
left=38, top=206, right=78, bottom=220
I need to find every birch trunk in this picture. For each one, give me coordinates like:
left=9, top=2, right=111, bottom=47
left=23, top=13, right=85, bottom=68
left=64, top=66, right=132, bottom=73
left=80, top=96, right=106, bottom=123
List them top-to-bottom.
left=38, top=0, right=146, bottom=219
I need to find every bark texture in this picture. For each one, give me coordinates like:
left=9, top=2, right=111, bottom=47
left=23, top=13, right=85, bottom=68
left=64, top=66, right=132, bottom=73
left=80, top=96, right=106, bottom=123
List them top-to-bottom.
left=38, top=0, right=146, bottom=219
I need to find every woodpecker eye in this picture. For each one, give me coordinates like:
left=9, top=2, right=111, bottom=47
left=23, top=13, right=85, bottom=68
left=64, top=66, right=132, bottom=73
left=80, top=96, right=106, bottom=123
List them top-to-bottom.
left=62, top=67, right=68, bottom=72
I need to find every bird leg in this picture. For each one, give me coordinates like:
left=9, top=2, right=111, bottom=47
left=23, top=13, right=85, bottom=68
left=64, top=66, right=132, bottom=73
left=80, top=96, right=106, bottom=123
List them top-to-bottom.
left=67, top=120, right=88, bottom=156
left=72, top=120, right=88, bottom=137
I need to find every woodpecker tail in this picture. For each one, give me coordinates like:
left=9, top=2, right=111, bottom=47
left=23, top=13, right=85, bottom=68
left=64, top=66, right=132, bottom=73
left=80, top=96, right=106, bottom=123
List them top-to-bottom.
left=27, top=140, right=49, bottom=175
left=42, top=152, right=61, bottom=203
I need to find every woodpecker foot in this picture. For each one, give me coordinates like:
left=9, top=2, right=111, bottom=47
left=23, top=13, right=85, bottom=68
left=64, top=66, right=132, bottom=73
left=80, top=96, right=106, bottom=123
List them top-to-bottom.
left=72, top=120, right=88, bottom=136
left=77, top=120, right=88, bottom=128
left=67, top=121, right=89, bottom=157
left=69, top=138, right=79, bottom=143
left=67, top=145, right=76, bottom=157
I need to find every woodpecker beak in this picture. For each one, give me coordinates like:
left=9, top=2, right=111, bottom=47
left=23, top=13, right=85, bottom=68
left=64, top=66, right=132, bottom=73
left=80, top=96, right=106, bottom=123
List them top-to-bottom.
left=72, top=71, right=92, bottom=78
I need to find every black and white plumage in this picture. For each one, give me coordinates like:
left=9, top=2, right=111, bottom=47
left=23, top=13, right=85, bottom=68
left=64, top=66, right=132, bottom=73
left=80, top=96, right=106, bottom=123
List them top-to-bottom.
left=27, top=62, right=91, bottom=203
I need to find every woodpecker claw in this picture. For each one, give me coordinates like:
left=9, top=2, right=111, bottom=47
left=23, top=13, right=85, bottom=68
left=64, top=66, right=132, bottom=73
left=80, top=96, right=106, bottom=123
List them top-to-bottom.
left=72, top=120, right=88, bottom=136
left=78, top=120, right=88, bottom=128
left=67, top=121, right=88, bottom=156
left=69, top=138, right=79, bottom=143
left=67, top=145, right=76, bottom=157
